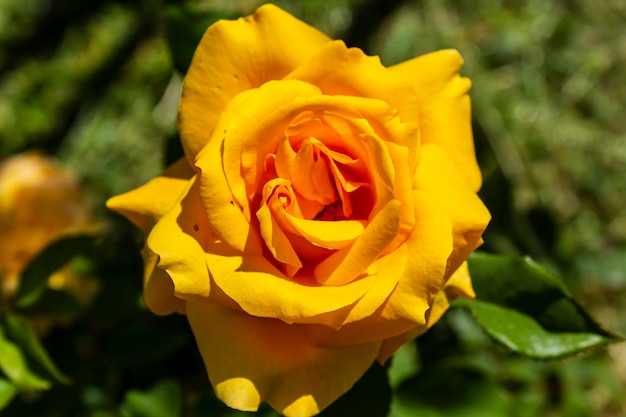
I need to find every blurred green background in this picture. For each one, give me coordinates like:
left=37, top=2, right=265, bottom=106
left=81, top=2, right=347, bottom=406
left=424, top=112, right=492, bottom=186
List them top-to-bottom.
left=0, top=0, right=625, bottom=416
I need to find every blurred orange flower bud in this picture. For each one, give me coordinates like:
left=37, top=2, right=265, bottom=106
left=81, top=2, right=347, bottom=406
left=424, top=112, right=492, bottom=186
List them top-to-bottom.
left=0, top=151, right=91, bottom=303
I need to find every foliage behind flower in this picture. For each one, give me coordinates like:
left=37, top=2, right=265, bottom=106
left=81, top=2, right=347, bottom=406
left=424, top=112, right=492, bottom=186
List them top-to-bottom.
left=108, top=4, right=490, bottom=416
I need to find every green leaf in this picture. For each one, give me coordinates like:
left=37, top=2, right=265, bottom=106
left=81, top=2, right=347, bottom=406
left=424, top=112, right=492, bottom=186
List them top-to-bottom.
left=14, top=234, right=96, bottom=308
left=455, top=252, right=621, bottom=358
left=454, top=298, right=610, bottom=358
left=1, top=313, right=69, bottom=384
left=0, top=323, right=50, bottom=390
left=388, top=342, right=420, bottom=389
left=390, top=365, right=510, bottom=417
left=0, top=378, right=17, bottom=410
left=121, top=380, right=182, bottom=417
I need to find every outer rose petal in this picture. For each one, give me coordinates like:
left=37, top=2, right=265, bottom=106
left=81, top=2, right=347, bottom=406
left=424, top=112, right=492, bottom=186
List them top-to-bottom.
left=180, top=4, right=331, bottom=161
left=391, top=49, right=482, bottom=191
left=414, top=145, right=490, bottom=278
left=106, top=158, right=195, bottom=233
left=106, top=158, right=195, bottom=315
left=147, top=177, right=215, bottom=301
left=141, top=246, right=185, bottom=315
left=376, top=261, right=475, bottom=363
left=187, top=301, right=381, bottom=417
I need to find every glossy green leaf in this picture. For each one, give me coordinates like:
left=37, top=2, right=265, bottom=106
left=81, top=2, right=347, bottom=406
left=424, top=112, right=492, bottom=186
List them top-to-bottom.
left=14, top=234, right=96, bottom=308
left=455, top=252, right=621, bottom=358
left=455, top=298, right=610, bottom=358
left=1, top=313, right=69, bottom=384
left=0, top=324, right=50, bottom=390
left=390, top=365, right=509, bottom=417
left=0, top=378, right=17, bottom=410
left=121, top=380, right=182, bottom=417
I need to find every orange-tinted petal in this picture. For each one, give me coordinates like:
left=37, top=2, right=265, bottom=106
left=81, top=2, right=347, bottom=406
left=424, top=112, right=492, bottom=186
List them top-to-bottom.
left=179, top=4, right=331, bottom=161
left=391, top=49, right=481, bottom=191
left=208, top=78, right=402, bottom=222
left=195, top=81, right=320, bottom=255
left=315, top=104, right=416, bottom=247
left=291, top=139, right=340, bottom=206
left=106, top=158, right=195, bottom=233
left=256, top=178, right=302, bottom=275
left=309, top=190, right=453, bottom=346
left=314, top=198, right=401, bottom=286
left=187, top=301, right=380, bottom=417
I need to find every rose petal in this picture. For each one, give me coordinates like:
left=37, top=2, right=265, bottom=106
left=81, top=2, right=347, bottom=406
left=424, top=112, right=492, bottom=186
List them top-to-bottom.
left=179, top=4, right=331, bottom=162
left=286, top=40, right=420, bottom=150
left=391, top=49, right=482, bottom=191
left=208, top=78, right=403, bottom=225
left=195, top=81, right=321, bottom=254
left=220, top=82, right=323, bottom=219
left=201, top=83, right=407, bottom=268
left=194, top=100, right=266, bottom=255
left=319, top=109, right=416, bottom=246
left=292, top=139, right=338, bottom=205
left=414, top=145, right=490, bottom=278
left=106, top=158, right=195, bottom=233
left=147, top=177, right=214, bottom=300
left=256, top=178, right=303, bottom=275
left=308, top=190, right=453, bottom=345
left=378, top=190, right=453, bottom=322
left=314, top=199, right=401, bottom=286
left=283, top=213, right=365, bottom=250
left=316, top=240, right=408, bottom=327
left=205, top=242, right=378, bottom=327
left=141, top=246, right=185, bottom=315
left=427, top=260, right=475, bottom=326
left=376, top=261, right=474, bottom=363
left=186, top=301, right=380, bottom=417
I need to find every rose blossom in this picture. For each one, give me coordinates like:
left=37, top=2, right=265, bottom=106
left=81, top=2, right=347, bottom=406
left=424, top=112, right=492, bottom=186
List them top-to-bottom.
left=107, top=4, right=490, bottom=416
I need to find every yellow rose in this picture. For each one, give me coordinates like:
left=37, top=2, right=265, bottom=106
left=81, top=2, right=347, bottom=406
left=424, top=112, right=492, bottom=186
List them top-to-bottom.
left=107, top=4, right=490, bottom=416
left=0, top=151, right=91, bottom=302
